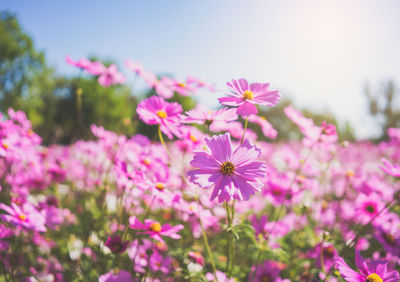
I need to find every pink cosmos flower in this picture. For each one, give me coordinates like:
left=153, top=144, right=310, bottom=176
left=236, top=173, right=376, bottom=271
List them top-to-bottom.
left=65, top=55, right=92, bottom=71
left=125, top=58, right=144, bottom=75
left=87, top=61, right=107, bottom=75
left=97, top=64, right=126, bottom=87
left=186, top=75, right=216, bottom=91
left=159, top=76, right=196, bottom=97
left=219, top=78, right=280, bottom=117
left=136, top=95, right=183, bottom=139
left=285, top=105, right=338, bottom=146
left=181, top=106, right=238, bottom=125
left=247, top=115, right=277, bottom=139
left=209, top=120, right=257, bottom=141
left=387, top=128, right=400, bottom=143
left=187, top=133, right=266, bottom=202
left=380, top=158, right=400, bottom=178
left=355, top=193, right=385, bottom=224
left=0, top=202, right=46, bottom=232
left=129, top=216, right=184, bottom=243
left=104, top=235, right=129, bottom=254
left=307, top=243, right=338, bottom=272
left=149, top=250, right=172, bottom=274
left=188, top=251, right=204, bottom=266
left=335, top=251, right=399, bottom=282
left=253, top=260, right=289, bottom=282
left=99, top=270, right=133, bottom=282
left=206, top=271, right=234, bottom=282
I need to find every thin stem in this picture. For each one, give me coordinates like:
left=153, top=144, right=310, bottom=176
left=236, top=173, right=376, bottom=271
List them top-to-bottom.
left=240, top=118, right=249, bottom=145
left=158, top=125, right=173, bottom=160
left=342, top=191, right=399, bottom=251
left=194, top=196, right=217, bottom=281
left=226, top=200, right=235, bottom=277
left=199, top=218, right=218, bottom=281
left=320, top=241, right=326, bottom=274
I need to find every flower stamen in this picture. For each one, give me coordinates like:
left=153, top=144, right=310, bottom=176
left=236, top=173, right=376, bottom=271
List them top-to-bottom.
left=243, top=90, right=254, bottom=100
left=156, top=110, right=167, bottom=119
left=220, top=161, right=235, bottom=175
left=155, top=183, right=165, bottom=191
left=149, top=222, right=162, bottom=232
left=366, top=273, right=383, bottom=282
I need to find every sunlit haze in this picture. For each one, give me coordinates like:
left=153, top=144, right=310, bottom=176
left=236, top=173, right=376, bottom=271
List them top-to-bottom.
left=2, top=0, right=400, bottom=138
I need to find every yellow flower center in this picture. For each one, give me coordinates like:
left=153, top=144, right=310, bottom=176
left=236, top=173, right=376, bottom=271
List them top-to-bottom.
left=177, top=82, right=186, bottom=88
left=243, top=90, right=254, bottom=100
left=156, top=110, right=167, bottom=119
left=189, top=134, right=198, bottom=143
left=2, top=143, right=8, bottom=149
left=143, top=158, right=151, bottom=166
left=220, top=161, right=235, bottom=175
left=346, top=169, right=354, bottom=177
left=155, top=182, right=165, bottom=191
left=321, top=200, right=328, bottom=210
left=365, top=204, right=376, bottom=214
left=18, top=213, right=27, bottom=221
left=149, top=222, right=162, bottom=232
left=384, top=233, right=396, bottom=245
left=366, top=273, right=383, bottom=282
left=261, top=276, right=272, bottom=282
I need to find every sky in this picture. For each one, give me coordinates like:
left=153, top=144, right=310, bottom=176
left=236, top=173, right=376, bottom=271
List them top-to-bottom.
left=1, top=0, right=400, bottom=138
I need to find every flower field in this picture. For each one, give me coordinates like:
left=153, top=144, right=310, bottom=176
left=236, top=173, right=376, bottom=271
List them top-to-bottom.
left=0, top=58, right=399, bottom=281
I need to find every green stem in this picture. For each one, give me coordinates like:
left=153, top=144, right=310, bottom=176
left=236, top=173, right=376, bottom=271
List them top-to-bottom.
left=240, top=118, right=249, bottom=145
left=158, top=125, right=173, bottom=160
left=342, top=191, right=399, bottom=251
left=195, top=196, right=217, bottom=281
left=226, top=200, right=235, bottom=277
left=200, top=219, right=218, bottom=281
left=320, top=240, right=326, bottom=274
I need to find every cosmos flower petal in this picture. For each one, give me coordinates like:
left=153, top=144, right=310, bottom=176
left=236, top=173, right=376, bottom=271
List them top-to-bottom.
left=238, top=78, right=249, bottom=92
left=227, top=79, right=244, bottom=95
left=250, top=82, right=269, bottom=92
left=252, top=90, right=281, bottom=106
left=218, top=96, right=243, bottom=106
left=236, top=102, right=258, bottom=117
left=205, top=132, right=232, bottom=163
left=231, top=139, right=262, bottom=166
left=190, top=152, right=221, bottom=169
left=235, top=161, right=266, bottom=179
left=187, top=169, right=218, bottom=188
left=232, top=175, right=259, bottom=201
left=129, top=216, right=148, bottom=230
left=355, top=251, right=369, bottom=276
left=334, top=257, right=364, bottom=281
left=382, top=270, right=400, bottom=282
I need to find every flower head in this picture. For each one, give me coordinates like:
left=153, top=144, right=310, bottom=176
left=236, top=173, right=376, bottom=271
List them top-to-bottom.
left=97, top=64, right=126, bottom=87
left=219, top=78, right=280, bottom=117
left=136, top=96, right=182, bottom=139
left=181, top=106, right=238, bottom=125
left=188, top=133, right=266, bottom=202
left=380, top=158, right=400, bottom=178
left=0, top=202, right=46, bottom=232
left=129, top=216, right=184, bottom=243
left=104, top=235, right=129, bottom=254
left=335, top=251, right=399, bottom=282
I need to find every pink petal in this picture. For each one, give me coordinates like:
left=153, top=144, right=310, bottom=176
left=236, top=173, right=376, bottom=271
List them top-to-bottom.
left=236, top=102, right=258, bottom=117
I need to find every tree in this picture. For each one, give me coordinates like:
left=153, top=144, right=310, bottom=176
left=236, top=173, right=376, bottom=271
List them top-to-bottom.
left=0, top=11, right=46, bottom=111
left=0, top=11, right=138, bottom=144
left=365, top=80, right=400, bottom=141
left=256, top=98, right=356, bottom=142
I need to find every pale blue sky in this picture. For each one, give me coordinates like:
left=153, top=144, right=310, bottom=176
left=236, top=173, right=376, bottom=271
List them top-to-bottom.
left=2, top=0, right=400, bottom=138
